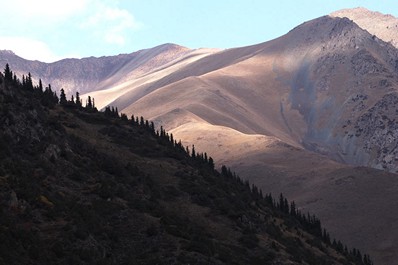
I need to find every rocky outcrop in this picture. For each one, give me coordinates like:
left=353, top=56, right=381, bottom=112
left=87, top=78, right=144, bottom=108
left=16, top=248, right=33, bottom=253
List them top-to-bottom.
left=342, top=93, right=398, bottom=172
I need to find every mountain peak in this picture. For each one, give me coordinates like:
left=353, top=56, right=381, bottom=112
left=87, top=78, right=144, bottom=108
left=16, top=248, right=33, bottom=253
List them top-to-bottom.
left=331, top=7, right=398, bottom=48
left=284, top=15, right=368, bottom=51
left=0, top=50, right=16, bottom=56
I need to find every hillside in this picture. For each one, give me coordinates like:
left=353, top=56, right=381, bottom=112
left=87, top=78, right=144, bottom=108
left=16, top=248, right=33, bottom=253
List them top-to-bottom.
left=1, top=7, right=398, bottom=264
left=119, top=15, right=398, bottom=264
left=0, top=68, right=372, bottom=264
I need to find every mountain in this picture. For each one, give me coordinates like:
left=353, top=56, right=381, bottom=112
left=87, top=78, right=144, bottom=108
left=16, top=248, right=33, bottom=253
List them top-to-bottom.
left=1, top=7, right=398, bottom=264
left=331, top=7, right=398, bottom=48
left=117, top=15, right=398, bottom=264
left=0, top=44, right=218, bottom=96
left=0, top=71, right=371, bottom=264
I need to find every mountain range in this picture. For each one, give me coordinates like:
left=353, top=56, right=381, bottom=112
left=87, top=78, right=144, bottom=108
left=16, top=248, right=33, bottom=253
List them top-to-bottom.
left=1, top=7, right=398, bottom=265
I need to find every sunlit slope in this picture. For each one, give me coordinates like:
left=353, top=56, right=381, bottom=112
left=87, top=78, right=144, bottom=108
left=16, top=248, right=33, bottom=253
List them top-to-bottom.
left=104, top=16, right=398, bottom=264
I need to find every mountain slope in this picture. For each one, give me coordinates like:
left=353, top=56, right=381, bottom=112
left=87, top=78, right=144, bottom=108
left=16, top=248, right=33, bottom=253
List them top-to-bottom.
left=331, top=7, right=398, bottom=48
left=1, top=8, right=398, bottom=264
left=103, top=15, right=398, bottom=265
left=0, top=70, right=370, bottom=265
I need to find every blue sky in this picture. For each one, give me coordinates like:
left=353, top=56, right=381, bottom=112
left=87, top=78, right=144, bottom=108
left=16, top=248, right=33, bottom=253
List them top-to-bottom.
left=0, top=0, right=396, bottom=62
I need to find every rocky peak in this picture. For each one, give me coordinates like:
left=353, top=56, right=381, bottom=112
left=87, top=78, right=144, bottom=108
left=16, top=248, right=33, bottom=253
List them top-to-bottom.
left=331, top=7, right=398, bottom=48
left=284, top=15, right=372, bottom=54
left=0, top=50, right=16, bottom=55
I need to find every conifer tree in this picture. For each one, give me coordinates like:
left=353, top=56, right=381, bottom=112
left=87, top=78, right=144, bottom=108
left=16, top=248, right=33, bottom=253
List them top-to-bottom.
left=3, top=63, right=12, bottom=81
left=26, top=72, right=33, bottom=90
left=39, top=79, right=43, bottom=91
left=60, top=88, right=67, bottom=105
left=75, top=92, right=81, bottom=106
left=86, top=96, right=92, bottom=108
left=191, top=145, right=196, bottom=158
left=208, top=157, right=214, bottom=170
left=290, top=201, right=296, bottom=216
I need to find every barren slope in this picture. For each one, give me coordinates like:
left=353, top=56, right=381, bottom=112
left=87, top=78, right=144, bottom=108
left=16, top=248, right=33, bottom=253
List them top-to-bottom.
left=108, top=16, right=398, bottom=264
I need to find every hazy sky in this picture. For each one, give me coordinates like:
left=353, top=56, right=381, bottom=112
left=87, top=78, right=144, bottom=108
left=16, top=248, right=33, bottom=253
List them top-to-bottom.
left=0, top=0, right=396, bottom=62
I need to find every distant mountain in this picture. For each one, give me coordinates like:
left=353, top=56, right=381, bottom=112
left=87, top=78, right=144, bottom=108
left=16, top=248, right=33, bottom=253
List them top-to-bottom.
left=2, top=7, right=398, bottom=264
left=331, top=7, right=398, bottom=48
left=0, top=43, right=217, bottom=96
left=0, top=70, right=369, bottom=265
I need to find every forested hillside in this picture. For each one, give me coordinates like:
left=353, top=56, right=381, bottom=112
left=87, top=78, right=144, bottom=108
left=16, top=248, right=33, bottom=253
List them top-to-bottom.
left=0, top=65, right=372, bottom=264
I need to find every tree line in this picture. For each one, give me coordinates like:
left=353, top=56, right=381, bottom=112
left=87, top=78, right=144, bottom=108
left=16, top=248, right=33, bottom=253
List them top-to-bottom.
left=1, top=63, right=373, bottom=265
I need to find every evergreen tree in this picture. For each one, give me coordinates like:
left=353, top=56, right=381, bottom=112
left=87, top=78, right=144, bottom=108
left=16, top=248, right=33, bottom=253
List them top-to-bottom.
left=3, top=63, right=12, bottom=81
left=26, top=72, right=33, bottom=90
left=39, top=79, right=43, bottom=91
left=59, top=88, right=67, bottom=105
left=75, top=91, right=81, bottom=106
left=86, top=96, right=92, bottom=108
left=150, top=121, right=155, bottom=133
left=191, top=145, right=196, bottom=158
left=208, top=157, right=214, bottom=169
left=283, top=198, right=289, bottom=214
left=290, top=201, right=296, bottom=216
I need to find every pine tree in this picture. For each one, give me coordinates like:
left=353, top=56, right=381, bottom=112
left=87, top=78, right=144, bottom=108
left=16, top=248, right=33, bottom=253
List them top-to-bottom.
left=3, top=63, right=12, bottom=81
left=26, top=72, right=33, bottom=90
left=39, top=79, right=43, bottom=91
left=60, top=88, right=67, bottom=105
left=75, top=91, right=81, bottom=107
left=86, top=96, right=92, bottom=108
left=191, top=145, right=196, bottom=158
left=208, top=157, right=214, bottom=170
left=290, top=201, right=296, bottom=216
